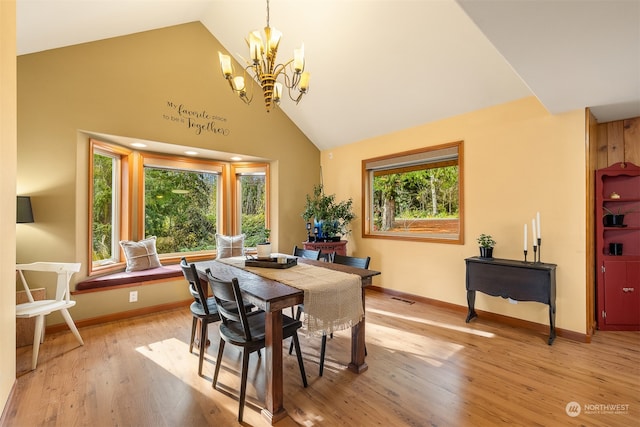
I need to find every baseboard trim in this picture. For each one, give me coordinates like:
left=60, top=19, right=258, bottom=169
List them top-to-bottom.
left=368, top=286, right=588, bottom=343
left=46, top=299, right=192, bottom=335
left=0, top=379, right=17, bottom=426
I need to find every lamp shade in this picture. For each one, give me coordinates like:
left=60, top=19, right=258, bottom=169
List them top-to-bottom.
left=17, top=196, right=34, bottom=223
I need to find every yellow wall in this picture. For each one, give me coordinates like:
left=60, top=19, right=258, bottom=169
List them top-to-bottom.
left=0, top=0, right=17, bottom=411
left=16, top=23, right=320, bottom=324
left=321, top=97, right=587, bottom=334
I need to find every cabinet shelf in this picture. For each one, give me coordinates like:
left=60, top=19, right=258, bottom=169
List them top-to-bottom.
left=603, top=198, right=640, bottom=202
left=603, top=226, right=640, bottom=231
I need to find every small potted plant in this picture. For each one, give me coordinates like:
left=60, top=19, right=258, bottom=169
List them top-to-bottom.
left=256, top=228, right=271, bottom=259
left=476, top=234, right=496, bottom=258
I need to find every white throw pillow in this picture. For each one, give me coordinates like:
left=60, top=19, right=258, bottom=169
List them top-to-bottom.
left=215, top=233, right=245, bottom=259
left=119, top=236, right=162, bottom=272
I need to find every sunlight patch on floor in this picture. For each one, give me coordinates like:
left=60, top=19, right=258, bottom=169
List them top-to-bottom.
left=367, top=307, right=495, bottom=338
left=366, top=322, right=463, bottom=367
left=135, top=337, right=202, bottom=381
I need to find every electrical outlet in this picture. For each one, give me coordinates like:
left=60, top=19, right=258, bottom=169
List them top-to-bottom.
left=129, top=290, right=138, bottom=303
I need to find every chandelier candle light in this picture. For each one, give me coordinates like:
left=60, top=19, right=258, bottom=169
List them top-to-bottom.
left=218, top=0, right=310, bottom=112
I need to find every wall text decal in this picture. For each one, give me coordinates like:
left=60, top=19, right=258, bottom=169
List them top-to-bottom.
left=164, top=101, right=230, bottom=136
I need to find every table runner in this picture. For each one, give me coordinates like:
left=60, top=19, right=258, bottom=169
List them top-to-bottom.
left=217, top=257, right=364, bottom=336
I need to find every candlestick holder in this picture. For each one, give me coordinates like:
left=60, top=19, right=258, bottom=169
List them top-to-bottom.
left=306, top=222, right=313, bottom=242
left=537, top=238, right=542, bottom=263
left=533, top=245, right=537, bottom=263
left=523, top=249, right=528, bottom=263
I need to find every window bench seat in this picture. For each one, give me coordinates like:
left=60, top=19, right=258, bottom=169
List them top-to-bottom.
left=72, top=264, right=184, bottom=294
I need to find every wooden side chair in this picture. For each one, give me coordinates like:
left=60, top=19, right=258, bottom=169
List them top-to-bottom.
left=288, top=245, right=322, bottom=349
left=292, top=245, right=321, bottom=261
left=290, top=253, right=371, bottom=376
left=320, top=253, right=371, bottom=375
left=331, top=253, right=371, bottom=270
left=180, top=258, right=220, bottom=376
left=16, top=262, right=84, bottom=370
left=206, top=269, right=308, bottom=423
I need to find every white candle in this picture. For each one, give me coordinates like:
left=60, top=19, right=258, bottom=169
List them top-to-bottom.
left=536, top=212, right=541, bottom=239
left=532, top=219, right=537, bottom=247
left=524, top=224, right=527, bottom=250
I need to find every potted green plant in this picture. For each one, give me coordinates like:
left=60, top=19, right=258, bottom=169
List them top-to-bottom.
left=302, top=184, right=355, bottom=242
left=256, top=228, right=271, bottom=259
left=476, top=233, right=496, bottom=258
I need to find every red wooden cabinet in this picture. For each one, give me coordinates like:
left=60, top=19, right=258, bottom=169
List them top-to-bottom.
left=596, top=162, right=640, bottom=330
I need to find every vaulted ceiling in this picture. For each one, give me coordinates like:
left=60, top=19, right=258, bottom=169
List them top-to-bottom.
left=16, top=0, right=640, bottom=151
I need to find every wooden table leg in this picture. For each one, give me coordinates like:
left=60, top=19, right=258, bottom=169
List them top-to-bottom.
left=348, top=288, right=368, bottom=373
left=261, top=310, right=288, bottom=424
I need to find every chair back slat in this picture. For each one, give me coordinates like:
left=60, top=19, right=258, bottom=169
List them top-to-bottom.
left=292, top=246, right=321, bottom=260
left=332, top=254, right=371, bottom=269
left=180, top=257, right=200, bottom=301
left=180, top=259, right=211, bottom=315
left=206, top=270, right=252, bottom=340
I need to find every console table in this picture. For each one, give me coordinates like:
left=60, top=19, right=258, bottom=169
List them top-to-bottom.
left=303, top=240, right=347, bottom=259
left=465, top=257, right=557, bottom=345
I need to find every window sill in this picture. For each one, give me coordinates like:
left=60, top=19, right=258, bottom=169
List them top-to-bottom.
left=72, top=264, right=184, bottom=294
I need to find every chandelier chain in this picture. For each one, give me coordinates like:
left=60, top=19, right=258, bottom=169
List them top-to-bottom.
left=266, top=0, right=270, bottom=28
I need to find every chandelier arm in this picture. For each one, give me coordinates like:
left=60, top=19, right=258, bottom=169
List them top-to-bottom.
left=272, top=60, right=301, bottom=87
left=271, top=62, right=290, bottom=81
left=227, top=66, right=253, bottom=104
left=279, top=72, right=305, bottom=103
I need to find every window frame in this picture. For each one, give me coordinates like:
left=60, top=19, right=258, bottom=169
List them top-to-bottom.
left=89, top=139, right=132, bottom=274
left=361, top=140, right=464, bottom=244
left=231, top=163, right=270, bottom=246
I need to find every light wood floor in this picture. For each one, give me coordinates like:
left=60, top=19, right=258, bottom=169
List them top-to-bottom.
left=5, top=290, right=640, bottom=427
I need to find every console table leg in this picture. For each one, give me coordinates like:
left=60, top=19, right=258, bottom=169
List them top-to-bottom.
left=466, top=290, right=478, bottom=323
left=548, top=304, right=556, bottom=345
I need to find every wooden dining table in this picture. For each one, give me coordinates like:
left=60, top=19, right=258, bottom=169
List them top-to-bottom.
left=194, top=257, right=380, bottom=424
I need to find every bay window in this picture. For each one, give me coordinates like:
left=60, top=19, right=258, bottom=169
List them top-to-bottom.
left=89, top=139, right=269, bottom=274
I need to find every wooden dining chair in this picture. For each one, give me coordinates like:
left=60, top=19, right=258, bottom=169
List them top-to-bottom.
left=292, top=245, right=321, bottom=260
left=290, top=246, right=321, bottom=318
left=291, top=253, right=371, bottom=376
left=319, top=253, right=371, bottom=375
left=332, top=253, right=371, bottom=269
left=180, top=258, right=221, bottom=377
left=180, top=258, right=256, bottom=376
left=206, top=269, right=308, bottom=422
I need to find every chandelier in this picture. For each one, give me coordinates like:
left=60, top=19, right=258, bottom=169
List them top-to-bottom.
left=218, top=0, right=310, bottom=112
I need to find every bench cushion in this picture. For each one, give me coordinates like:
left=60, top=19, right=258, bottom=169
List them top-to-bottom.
left=75, top=264, right=183, bottom=291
